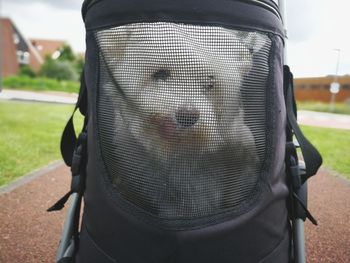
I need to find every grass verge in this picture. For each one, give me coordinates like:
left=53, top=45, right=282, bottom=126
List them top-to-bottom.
left=3, top=75, right=79, bottom=94
left=0, top=100, right=83, bottom=186
left=0, top=101, right=348, bottom=186
left=297, top=101, right=350, bottom=115
left=301, top=125, right=350, bottom=180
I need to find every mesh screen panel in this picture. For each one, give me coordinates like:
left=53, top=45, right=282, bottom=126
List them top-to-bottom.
left=95, top=22, right=271, bottom=220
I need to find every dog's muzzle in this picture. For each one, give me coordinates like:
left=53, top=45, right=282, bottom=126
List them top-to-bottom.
left=175, top=107, right=200, bottom=127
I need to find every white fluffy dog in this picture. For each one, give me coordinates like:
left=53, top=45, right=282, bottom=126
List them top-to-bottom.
left=97, top=23, right=265, bottom=217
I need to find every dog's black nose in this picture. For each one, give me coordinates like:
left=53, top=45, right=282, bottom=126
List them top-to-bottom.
left=175, top=108, right=200, bottom=127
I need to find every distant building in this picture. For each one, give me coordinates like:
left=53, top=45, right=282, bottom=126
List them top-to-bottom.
left=0, top=18, right=66, bottom=77
left=30, top=39, right=66, bottom=59
left=294, top=75, right=350, bottom=103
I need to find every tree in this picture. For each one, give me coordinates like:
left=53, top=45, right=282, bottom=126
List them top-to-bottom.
left=38, top=44, right=84, bottom=81
left=57, top=44, right=76, bottom=62
left=57, top=44, right=85, bottom=77
left=40, top=56, right=78, bottom=81
left=74, top=56, right=85, bottom=76
left=19, top=65, right=36, bottom=78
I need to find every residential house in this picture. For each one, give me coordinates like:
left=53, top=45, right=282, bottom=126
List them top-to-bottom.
left=0, top=17, right=66, bottom=77
left=30, top=39, right=66, bottom=60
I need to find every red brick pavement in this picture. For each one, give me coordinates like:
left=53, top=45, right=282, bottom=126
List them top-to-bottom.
left=0, top=165, right=69, bottom=263
left=0, top=166, right=349, bottom=263
left=305, top=171, right=350, bottom=262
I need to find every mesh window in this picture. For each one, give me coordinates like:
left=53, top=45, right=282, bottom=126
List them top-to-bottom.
left=95, top=22, right=271, bottom=220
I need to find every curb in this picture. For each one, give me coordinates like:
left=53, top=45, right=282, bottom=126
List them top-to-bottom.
left=0, top=89, right=77, bottom=105
left=0, top=97, right=76, bottom=105
left=297, top=110, right=350, bottom=130
left=0, top=161, right=65, bottom=195
left=320, top=167, right=350, bottom=186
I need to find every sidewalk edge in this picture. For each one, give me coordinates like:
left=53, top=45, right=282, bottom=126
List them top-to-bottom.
left=0, top=161, right=65, bottom=195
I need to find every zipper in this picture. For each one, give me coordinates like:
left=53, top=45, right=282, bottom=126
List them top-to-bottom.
left=83, top=0, right=282, bottom=22
left=243, top=0, right=282, bottom=21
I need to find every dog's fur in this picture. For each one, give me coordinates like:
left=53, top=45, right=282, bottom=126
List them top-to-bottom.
left=98, top=23, right=265, bottom=218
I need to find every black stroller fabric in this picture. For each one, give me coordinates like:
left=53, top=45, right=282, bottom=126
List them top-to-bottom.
left=67, top=0, right=296, bottom=262
left=97, top=23, right=271, bottom=221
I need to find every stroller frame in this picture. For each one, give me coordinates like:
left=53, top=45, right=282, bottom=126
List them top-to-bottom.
left=51, top=1, right=321, bottom=262
left=278, top=1, right=306, bottom=262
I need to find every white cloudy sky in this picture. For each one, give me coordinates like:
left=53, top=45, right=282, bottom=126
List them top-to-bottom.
left=1, top=0, right=350, bottom=77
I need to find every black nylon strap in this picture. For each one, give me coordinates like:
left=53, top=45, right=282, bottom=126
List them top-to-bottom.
left=284, top=65, right=322, bottom=182
left=49, top=70, right=87, bottom=212
left=51, top=71, right=88, bottom=262
left=61, top=71, right=87, bottom=166
left=48, top=131, right=88, bottom=212
left=47, top=191, right=72, bottom=212
left=293, top=192, right=318, bottom=225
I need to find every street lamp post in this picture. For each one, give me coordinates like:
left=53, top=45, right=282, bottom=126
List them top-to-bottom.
left=0, top=0, right=3, bottom=92
left=278, top=1, right=306, bottom=263
left=0, top=12, right=3, bottom=92
left=330, top=49, right=341, bottom=111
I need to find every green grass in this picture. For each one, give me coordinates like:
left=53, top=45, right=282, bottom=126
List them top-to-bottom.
left=3, top=75, right=79, bottom=94
left=0, top=100, right=83, bottom=186
left=0, top=100, right=348, bottom=186
left=297, top=101, right=350, bottom=115
left=301, top=125, right=350, bottom=179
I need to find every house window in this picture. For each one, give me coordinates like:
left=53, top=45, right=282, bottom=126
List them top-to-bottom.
left=13, top=33, right=20, bottom=44
left=52, top=50, right=61, bottom=60
left=17, top=51, right=30, bottom=64
left=295, top=84, right=306, bottom=89
left=342, top=84, right=350, bottom=90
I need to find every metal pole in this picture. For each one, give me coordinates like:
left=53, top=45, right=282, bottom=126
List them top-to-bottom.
left=0, top=0, right=3, bottom=92
left=278, top=0, right=288, bottom=64
left=278, top=1, right=306, bottom=263
left=330, top=49, right=341, bottom=111
left=55, top=193, right=81, bottom=262
left=294, top=219, right=306, bottom=263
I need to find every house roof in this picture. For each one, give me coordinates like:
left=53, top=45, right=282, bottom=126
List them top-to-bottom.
left=30, top=39, right=66, bottom=58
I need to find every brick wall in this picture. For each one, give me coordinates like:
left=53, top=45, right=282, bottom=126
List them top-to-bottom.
left=0, top=18, right=20, bottom=77
left=294, top=76, right=350, bottom=103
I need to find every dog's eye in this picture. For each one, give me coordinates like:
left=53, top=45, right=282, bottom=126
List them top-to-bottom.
left=152, top=69, right=170, bottom=81
left=203, top=75, right=215, bottom=91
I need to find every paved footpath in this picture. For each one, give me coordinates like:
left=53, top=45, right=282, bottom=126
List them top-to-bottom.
left=0, top=89, right=77, bottom=104
left=1, top=89, right=350, bottom=130
left=0, top=90, right=349, bottom=261
left=298, top=110, right=350, bottom=130
left=0, top=164, right=349, bottom=262
left=0, top=164, right=70, bottom=263
left=305, top=171, right=350, bottom=263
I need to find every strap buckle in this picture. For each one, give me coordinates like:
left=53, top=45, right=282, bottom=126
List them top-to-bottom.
left=47, top=131, right=87, bottom=212
left=70, top=132, right=87, bottom=195
left=286, top=142, right=317, bottom=225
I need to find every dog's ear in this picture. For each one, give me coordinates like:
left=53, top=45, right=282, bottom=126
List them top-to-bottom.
left=97, top=27, right=133, bottom=65
left=114, top=29, right=132, bottom=61
left=232, top=31, right=266, bottom=75
left=239, top=31, right=266, bottom=54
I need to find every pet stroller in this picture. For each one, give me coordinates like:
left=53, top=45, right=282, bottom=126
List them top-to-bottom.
left=49, top=0, right=322, bottom=262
